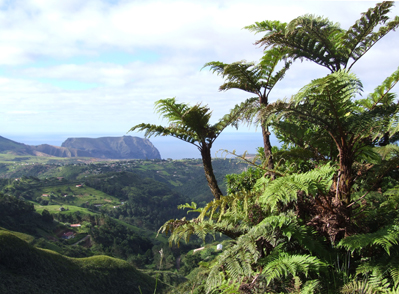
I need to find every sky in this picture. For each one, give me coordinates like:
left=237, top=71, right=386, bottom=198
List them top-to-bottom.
left=0, top=0, right=398, bottom=158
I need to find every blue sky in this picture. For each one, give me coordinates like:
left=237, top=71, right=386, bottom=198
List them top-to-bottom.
left=0, top=0, right=398, bottom=158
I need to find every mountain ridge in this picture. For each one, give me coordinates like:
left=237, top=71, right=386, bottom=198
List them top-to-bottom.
left=0, top=135, right=161, bottom=159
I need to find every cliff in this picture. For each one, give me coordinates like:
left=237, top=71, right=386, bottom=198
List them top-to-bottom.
left=61, top=136, right=161, bottom=159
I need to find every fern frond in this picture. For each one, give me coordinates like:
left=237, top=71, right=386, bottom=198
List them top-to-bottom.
left=248, top=2, right=398, bottom=72
left=343, top=2, right=399, bottom=69
left=257, top=163, right=336, bottom=211
left=338, top=225, right=399, bottom=255
left=261, top=253, right=325, bottom=286
left=301, top=279, right=321, bottom=294
left=341, top=280, right=382, bottom=294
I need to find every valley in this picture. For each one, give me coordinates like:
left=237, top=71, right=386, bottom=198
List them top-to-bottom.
left=0, top=156, right=249, bottom=293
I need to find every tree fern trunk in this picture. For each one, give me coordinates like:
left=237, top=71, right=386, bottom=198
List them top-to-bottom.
left=261, top=124, right=275, bottom=179
left=200, top=146, right=223, bottom=201
left=338, top=148, right=354, bottom=206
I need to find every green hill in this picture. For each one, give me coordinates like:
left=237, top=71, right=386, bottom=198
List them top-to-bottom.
left=0, top=136, right=30, bottom=154
left=0, top=230, right=167, bottom=294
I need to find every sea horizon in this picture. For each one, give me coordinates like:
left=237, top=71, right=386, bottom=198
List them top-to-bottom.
left=2, top=132, right=281, bottom=160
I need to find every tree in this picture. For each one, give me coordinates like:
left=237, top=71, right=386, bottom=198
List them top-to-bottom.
left=241, top=0, right=399, bottom=238
left=246, top=1, right=399, bottom=73
left=158, top=3, right=399, bottom=292
left=204, top=47, right=290, bottom=178
left=262, top=68, right=399, bottom=240
left=164, top=69, right=399, bottom=293
left=129, top=97, right=253, bottom=200
left=41, top=209, right=53, bottom=223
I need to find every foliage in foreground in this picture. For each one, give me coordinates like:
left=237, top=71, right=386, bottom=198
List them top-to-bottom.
left=157, top=2, right=399, bottom=293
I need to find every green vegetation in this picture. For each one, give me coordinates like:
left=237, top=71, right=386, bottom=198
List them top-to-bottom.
left=2, top=2, right=399, bottom=293
left=156, top=2, right=399, bottom=293
left=204, top=46, right=290, bottom=176
left=130, top=97, right=255, bottom=200
left=0, top=153, right=85, bottom=164
left=0, top=158, right=244, bottom=292
left=34, top=204, right=97, bottom=215
left=0, top=230, right=167, bottom=294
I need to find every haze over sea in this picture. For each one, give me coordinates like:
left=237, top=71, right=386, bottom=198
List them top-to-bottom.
left=4, top=132, right=280, bottom=160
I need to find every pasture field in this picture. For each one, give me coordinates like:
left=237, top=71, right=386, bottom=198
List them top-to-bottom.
left=37, top=184, right=121, bottom=207
left=34, top=204, right=98, bottom=215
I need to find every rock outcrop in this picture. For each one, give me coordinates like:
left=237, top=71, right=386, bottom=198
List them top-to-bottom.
left=61, top=136, right=161, bottom=159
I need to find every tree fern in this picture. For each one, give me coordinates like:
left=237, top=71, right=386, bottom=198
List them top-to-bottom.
left=247, top=2, right=399, bottom=72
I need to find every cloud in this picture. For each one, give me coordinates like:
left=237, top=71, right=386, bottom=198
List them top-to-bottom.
left=0, top=0, right=398, bottom=141
left=1, top=0, right=381, bottom=64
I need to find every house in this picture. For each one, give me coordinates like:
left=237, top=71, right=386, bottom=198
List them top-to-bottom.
left=76, top=184, right=83, bottom=188
left=42, top=194, right=49, bottom=197
left=70, top=224, right=81, bottom=227
left=61, top=232, right=75, bottom=239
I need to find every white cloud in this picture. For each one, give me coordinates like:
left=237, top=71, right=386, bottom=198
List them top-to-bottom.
left=0, top=0, right=398, bottom=144
left=1, top=0, right=385, bottom=63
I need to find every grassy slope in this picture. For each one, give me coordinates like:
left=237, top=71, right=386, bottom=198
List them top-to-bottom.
left=35, top=184, right=121, bottom=207
left=34, top=204, right=98, bottom=215
left=0, top=226, right=35, bottom=243
left=0, top=230, right=167, bottom=294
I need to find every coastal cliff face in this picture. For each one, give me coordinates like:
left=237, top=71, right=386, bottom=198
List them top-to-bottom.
left=0, top=135, right=161, bottom=159
left=61, top=136, right=161, bottom=159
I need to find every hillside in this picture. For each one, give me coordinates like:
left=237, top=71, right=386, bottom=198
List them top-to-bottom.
left=0, top=136, right=29, bottom=154
left=61, top=136, right=161, bottom=159
left=33, top=144, right=92, bottom=157
left=0, top=157, right=248, bottom=292
left=0, top=230, right=167, bottom=294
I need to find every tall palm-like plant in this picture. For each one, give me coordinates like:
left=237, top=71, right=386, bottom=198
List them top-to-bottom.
left=246, top=1, right=399, bottom=73
left=204, top=48, right=290, bottom=177
left=262, top=68, right=399, bottom=240
left=129, top=97, right=253, bottom=200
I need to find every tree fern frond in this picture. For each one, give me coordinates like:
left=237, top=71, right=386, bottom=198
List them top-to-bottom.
left=248, top=2, right=398, bottom=72
left=343, top=2, right=399, bottom=69
left=244, top=20, right=287, bottom=36
left=358, top=66, right=399, bottom=111
left=154, top=97, right=189, bottom=123
left=214, top=97, right=258, bottom=132
left=374, top=144, right=399, bottom=161
left=257, top=163, right=336, bottom=211
left=177, top=202, right=203, bottom=214
left=338, top=225, right=399, bottom=255
left=261, top=253, right=325, bottom=286
left=390, top=266, right=399, bottom=288
left=208, top=277, right=241, bottom=294
left=300, top=279, right=321, bottom=294
left=340, top=280, right=381, bottom=294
